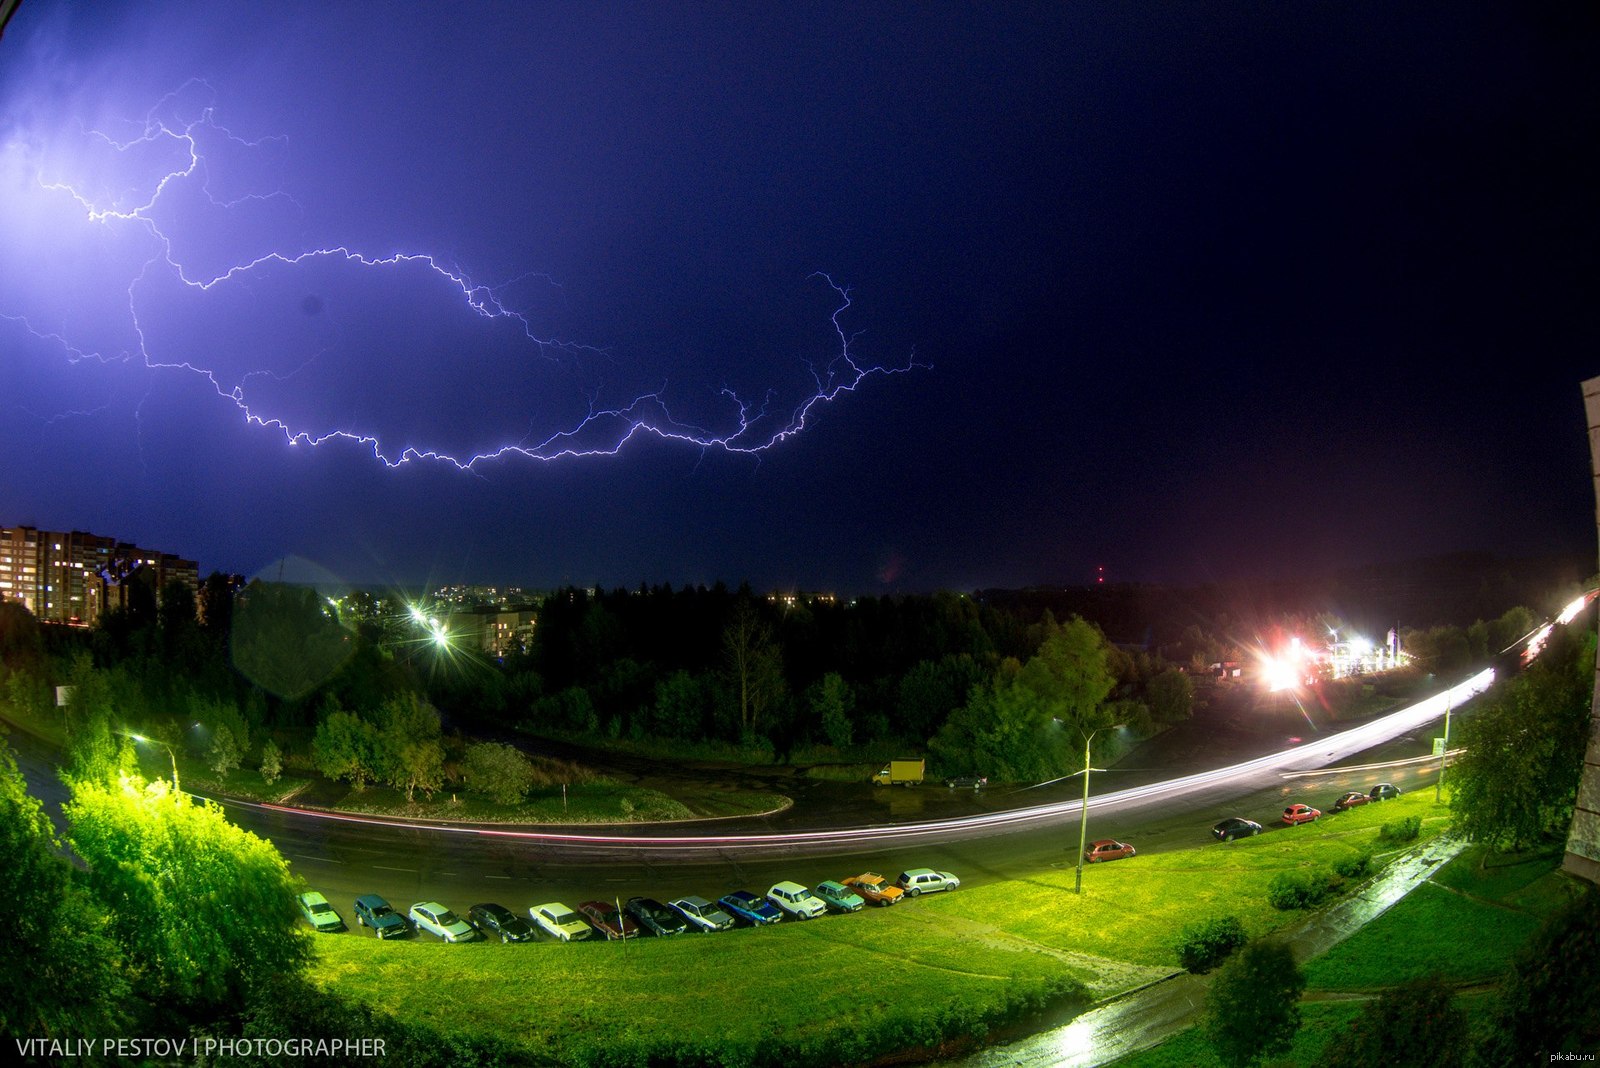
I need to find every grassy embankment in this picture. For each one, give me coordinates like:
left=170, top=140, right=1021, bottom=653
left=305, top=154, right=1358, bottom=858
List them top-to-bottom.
left=0, top=699, right=785, bottom=823
left=313, top=792, right=1451, bottom=1067
left=1109, top=842, right=1575, bottom=1067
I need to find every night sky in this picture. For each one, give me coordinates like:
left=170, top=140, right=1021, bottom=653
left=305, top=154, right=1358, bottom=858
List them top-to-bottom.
left=2, top=3, right=1595, bottom=594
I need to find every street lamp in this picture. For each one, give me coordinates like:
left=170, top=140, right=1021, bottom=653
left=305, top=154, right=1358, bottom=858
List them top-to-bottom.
left=1435, top=692, right=1453, bottom=802
left=1073, top=722, right=1124, bottom=895
left=128, top=733, right=180, bottom=793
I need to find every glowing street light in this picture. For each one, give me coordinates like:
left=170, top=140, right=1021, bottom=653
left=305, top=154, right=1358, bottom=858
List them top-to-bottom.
left=127, top=733, right=180, bottom=793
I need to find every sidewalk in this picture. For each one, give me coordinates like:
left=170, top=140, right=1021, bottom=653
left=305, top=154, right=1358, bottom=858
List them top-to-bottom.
left=957, top=835, right=1470, bottom=1068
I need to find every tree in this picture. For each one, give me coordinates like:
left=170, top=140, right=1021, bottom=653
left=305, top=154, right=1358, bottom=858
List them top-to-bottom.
left=721, top=597, right=785, bottom=738
left=1450, top=627, right=1593, bottom=849
left=1147, top=668, right=1195, bottom=723
left=649, top=670, right=708, bottom=739
left=808, top=672, right=855, bottom=749
left=371, top=693, right=444, bottom=801
left=312, top=708, right=377, bottom=790
left=206, top=723, right=242, bottom=779
left=0, top=738, right=129, bottom=1037
left=259, top=739, right=282, bottom=786
left=461, top=742, right=536, bottom=805
left=65, top=774, right=309, bottom=1006
left=1474, top=885, right=1600, bottom=1066
left=1205, top=941, right=1304, bottom=1067
left=1320, top=976, right=1467, bottom=1068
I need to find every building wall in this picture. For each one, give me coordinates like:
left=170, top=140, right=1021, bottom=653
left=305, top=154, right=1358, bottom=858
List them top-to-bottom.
left=1564, top=377, right=1600, bottom=885
left=0, top=524, right=199, bottom=628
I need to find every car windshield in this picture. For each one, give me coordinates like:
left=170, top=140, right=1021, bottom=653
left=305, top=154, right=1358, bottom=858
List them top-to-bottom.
left=309, top=902, right=333, bottom=915
left=437, top=911, right=460, bottom=925
left=549, top=911, right=578, bottom=925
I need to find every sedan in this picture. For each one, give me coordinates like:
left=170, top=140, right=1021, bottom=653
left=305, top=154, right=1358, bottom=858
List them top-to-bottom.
left=944, top=775, right=988, bottom=789
left=1370, top=783, right=1403, bottom=801
left=1331, top=791, right=1371, bottom=812
left=1282, top=804, right=1322, bottom=825
left=1212, top=817, right=1263, bottom=842
left=1084, top=839, right=1136, bottom=863
left=843, top=872, right=904, bottom=906
left=813, top=880, right=865, bottom=913
left=717, top=889, right=782, bottom=926
left=297, top=891, right=346, bottom=933
left=625, top=896, right=689, bottom=936
left=669, top=896, right=735, bottom=933
left=579, top=900, right=640, bottom=940
left=409, top=902, right=479, bottom=942
left=529, top=902, right=591, bottom=942
left=469, top=903, right=535, bottom=943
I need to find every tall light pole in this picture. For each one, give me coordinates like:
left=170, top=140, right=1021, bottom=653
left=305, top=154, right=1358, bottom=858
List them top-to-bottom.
left=1435, top=692, right=1453, bottom=802
left=1074, top=723, right=1124, bottom=894
left=128, top=733, right=180, bottom=793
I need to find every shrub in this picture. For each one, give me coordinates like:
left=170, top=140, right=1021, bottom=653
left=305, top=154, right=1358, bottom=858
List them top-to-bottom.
left=1380, top=815, right=1422, bottom=844
left=1332, top=851, right=1372, bottom=879
left=1268, top=867, right=1341, bottom=910
left=1176, top=914, right=1248, bottom=973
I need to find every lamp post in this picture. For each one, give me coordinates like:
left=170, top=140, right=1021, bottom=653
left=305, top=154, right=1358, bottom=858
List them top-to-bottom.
left=1435, top=692, right=1453, bottom=802
left=1074, top=723, right=1124, bottom=895
left=128, top=733, right=180, bottom=793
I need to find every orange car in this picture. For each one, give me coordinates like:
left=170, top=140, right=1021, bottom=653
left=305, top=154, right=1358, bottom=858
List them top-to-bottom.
left=843, top=872, right=904, bottom=906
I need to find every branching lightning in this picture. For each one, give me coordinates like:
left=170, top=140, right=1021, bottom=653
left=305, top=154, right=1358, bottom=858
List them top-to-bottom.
left=3, top=83, right=921, bottom=470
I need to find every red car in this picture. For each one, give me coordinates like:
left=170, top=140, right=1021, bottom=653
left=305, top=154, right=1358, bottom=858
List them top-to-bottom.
left=1331, top=791, right=1370, bottom=812
left=1282, top=804, right=1321, bottom=825
left=1084, top=839, right=1136, bottom=862
left=578, top=900, right=640, bottom=940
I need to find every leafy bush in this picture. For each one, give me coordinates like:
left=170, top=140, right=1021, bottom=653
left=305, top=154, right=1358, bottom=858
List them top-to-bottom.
left=1380, top=815, right=1422, bottom=844
left=1333, top=851, right=1372, bottom=879
left=1268, top=867, right=1341, bottom=910
left=1176, top=914, right=1248, bottom=973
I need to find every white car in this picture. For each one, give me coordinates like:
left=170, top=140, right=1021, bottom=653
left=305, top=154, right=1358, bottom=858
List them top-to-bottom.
left=896, top=868, right=960, bottom=896
left=766, top=881, right=827, bottom=920
left=296, top=891, right=346, bottom=933
left=669, top=896, right=735, bottom=932
left=408, top=901, right=478, bottom=942
left=530, top=902, right=591, bottom=942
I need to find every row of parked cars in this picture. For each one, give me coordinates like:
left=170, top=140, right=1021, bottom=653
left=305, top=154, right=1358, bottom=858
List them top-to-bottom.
left=1212, top=782, right=1403, bottom=841
left=297, top=867, right=963, bottom=942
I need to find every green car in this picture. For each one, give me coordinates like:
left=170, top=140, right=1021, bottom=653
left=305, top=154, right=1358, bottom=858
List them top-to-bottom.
left=813, top=880, right=865, bottom=913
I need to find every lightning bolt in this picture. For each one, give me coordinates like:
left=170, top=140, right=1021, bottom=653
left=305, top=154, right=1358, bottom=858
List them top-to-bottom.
left=2, top=82, right=922, bottom=470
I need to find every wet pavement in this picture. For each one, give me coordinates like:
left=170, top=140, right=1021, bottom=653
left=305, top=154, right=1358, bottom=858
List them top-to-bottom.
left=954, top=835, right=1470, bottom=1067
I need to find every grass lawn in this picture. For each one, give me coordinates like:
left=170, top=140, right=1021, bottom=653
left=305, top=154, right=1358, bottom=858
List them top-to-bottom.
left=314, top=793, right=1453, bottom=1064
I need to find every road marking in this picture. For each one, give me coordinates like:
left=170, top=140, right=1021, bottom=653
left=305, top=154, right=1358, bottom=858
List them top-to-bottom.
left=292, top=854, right=339, bottom=863
left=373, top=865, right=417, bottom=873
left=485, top=874, right=512, bottom=880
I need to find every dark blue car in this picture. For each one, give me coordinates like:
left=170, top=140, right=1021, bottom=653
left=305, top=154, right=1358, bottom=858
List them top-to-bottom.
left=717, top=889, right=782, bottom=926
left=353, top=894, right=411, bottom=939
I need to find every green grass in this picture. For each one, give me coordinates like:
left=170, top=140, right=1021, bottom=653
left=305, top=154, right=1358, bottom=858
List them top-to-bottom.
left=314, top=793, right=1452, bottom=1064
left=1303, top=845, right=1570, bottom=991
left=1110, top=1000, right=1368, bottom=1067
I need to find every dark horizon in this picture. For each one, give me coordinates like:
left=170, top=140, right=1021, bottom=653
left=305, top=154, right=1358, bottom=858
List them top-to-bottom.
left=3, top=3, right=1596, bottom=593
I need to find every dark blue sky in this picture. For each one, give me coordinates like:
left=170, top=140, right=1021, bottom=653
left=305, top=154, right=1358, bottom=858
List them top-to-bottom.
left=1, top=2, right=1595, bottom=593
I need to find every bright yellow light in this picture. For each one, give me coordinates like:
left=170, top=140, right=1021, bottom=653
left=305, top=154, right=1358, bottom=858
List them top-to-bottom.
left=1557, top=595, right=1589, bottom=625
left=1262, top=657, right=1298, bottom=692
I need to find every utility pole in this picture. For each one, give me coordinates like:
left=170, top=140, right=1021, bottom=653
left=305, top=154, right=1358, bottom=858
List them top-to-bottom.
left=1435, top=693, right=1453, bottom=802
left=1074, top=723, right=1123, bottom=894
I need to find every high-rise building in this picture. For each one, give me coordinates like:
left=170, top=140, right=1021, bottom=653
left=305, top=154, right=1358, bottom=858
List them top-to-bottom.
left=0, top=524, right=199, bottom=627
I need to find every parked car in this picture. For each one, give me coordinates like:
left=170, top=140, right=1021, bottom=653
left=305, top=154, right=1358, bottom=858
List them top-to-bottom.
left=944, top=775, right=988, bottom=789
left=1369, top=782, right=1402, bottom=801
left=1331, top=791, right=1371, bottom=812
left=1281, top=804, right=1322, bottom=825
left=1212, top=817, right=1262, bottom=842
left=1084, top=839, right=1136, bottom=863
left=896, top=868, right=960, bottom=896
left=843, top=872, right=904, bottom=906
left=812, top=880, right=865, bottom=912
left=767, top=882, right=828, bottom=920
left=717, top=889, right=783, bottom=926
left=297, top=891, right=346, bottom=933
left=353, top=894, right=411, bottom=939
left=668, top=896, right=735, bottom=933
left=625, top=897, right=689, bottom=937
left=579, top=900, right=640, bottom=940
left=409, top=901, right=479, bottom=942
left=529, top=902, right=591, bottom=942
left=468, top=903, right=534, bottom=943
